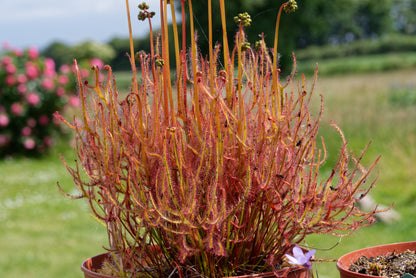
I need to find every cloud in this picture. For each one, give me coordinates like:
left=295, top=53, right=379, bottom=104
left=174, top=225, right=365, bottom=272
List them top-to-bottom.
left=0, top=0, right=172, bottom=49
left=0, top=0, right=162, bottom=22
left=0, top=0, right=123, bottom=22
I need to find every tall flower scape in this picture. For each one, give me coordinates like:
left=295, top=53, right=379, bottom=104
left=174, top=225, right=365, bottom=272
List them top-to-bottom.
left=57, top=0, right=381, bottom=277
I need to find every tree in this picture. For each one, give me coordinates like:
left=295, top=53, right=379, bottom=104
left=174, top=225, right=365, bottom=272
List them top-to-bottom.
left=176, top=0, right=394, bottom=72
left=391, top=0, right=416, bottom=34
left=42, top=41, right=116, bottom=70
left=71, top=41, right=116, bottom=64
left=42, top=42, right=73, bottom=69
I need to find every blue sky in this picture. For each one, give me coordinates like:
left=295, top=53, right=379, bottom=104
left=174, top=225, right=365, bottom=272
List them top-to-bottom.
left=0, top=0, right=164, bottom=50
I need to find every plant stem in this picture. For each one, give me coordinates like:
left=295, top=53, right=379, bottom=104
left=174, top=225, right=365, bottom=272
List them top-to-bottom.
left=125, top=0, right=138, bottom=94
left=219, top=0, right=232, bottom=106
left=272, top=3, right=287, bottom=118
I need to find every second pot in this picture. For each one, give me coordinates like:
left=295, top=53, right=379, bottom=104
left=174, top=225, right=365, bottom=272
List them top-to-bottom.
left=337, top=241, right=416, bottom=278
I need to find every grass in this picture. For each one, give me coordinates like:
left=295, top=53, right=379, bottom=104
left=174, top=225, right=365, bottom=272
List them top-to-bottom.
left=297, top=52, right=416, bottom=76
left=2, top=67, right=416, bottom=277
left=305, top=68, right=416, bottom=277
left=0, top=144, right=107, bottom=277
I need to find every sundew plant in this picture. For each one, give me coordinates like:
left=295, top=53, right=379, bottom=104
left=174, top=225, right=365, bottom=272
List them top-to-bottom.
left=56, top=0, right=381, bottom=277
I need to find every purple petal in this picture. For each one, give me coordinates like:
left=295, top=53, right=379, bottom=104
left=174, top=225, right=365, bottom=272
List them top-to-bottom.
left=292, top=246, right=304, bottom=258
left=286, top=247, right=315, bottom=269
left=292, top=247, right=308, bottom=264
left=305, top=249, right=316, bottom=260
left=285, top=254, right=300, bottom=265
left=297, top=256, right=309, bottom=265
left=304, top=261, right=313, bottom=270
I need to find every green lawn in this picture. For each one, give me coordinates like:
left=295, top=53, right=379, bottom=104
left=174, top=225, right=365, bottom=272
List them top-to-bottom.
left=297, top=52, right=416, bottom=76
left=1, top=68, right=416, bottom=277
left=306, top=68, right=416, bottom=277
left=0, top=145, right=107, bottom=277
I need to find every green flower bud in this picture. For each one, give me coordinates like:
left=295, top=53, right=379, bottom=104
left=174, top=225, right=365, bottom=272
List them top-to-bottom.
left=284, top=0, right=298, bottom=14
left=138, top=2, right=149, bottom=10
left=138, top=11, right=147, bottom=21
left=234, top=12, right=252, bottom=27
left=255, top=40, right=264, bottom=51
left=241, top=42, right=251, bottom=51
left=135, top=50, right=147, bottom=62
left=155, top=58, right=165, bottom=67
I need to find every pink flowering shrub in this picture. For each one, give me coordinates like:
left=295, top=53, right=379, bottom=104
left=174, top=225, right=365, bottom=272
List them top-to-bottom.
left=0, top=44, right=101, bottom=156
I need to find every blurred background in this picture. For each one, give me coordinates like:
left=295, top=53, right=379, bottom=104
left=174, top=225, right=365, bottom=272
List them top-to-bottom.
left=1, top=0, right=416, bottom=277
left=3, top=0, right=416, bottom=73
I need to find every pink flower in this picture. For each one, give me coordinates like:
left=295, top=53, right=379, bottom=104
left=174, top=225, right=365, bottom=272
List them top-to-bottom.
left=2, top=41, right=10, bottom=50
left=28, top=46, right=39, bottom=60
left=13, top=49, right=24, bottom=57
left=1, top=55, right=12, bottom=66
left=44, top=58, right=56, bottom=77
left=91, top=58, right=104, bottom=69
left=25, top=61, right=39, bottom=79
left=5, top=63, right=17, bottom=74
left=59, top=64, right=71, bottom=74
left=71, top=64, right=77, bottom=73
left=81, top=69, right=89, bottom=78
left=17, top=74, right=27, bottom=83
left=58, top=74, right=69, bottom=85
left=5, top=75, right=16, bottom=86
left=41, top=78, right=55, bottom=91
left=17, top=84, right=27, bottom=94
left=56, top=87, right=66, bottom=97
left=26, top=92, right=40, bottom=106
left=69, top=95, right=80, bottom=107
left=11, top=103, right=23, bottom=116
left=0, top=114, right=9, bottom=127
left=38, top=115, right=49, bottom=126
left=27, top=118, right=37, bottom=127
left=21, top=126, right=32, bottom=136
left=0, top=134, right=11, bottom=147
left=43, top=136, right=53, bottom=147
left=23, top=137, right=36, bottom=149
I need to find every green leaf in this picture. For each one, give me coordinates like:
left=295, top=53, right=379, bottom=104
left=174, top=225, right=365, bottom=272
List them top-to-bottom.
left=403, top=274, right=416, bottom=278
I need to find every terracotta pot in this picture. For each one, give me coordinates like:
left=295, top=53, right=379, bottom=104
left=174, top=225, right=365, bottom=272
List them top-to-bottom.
left=337, top=241, right=416, bottom=278
left=82, top=245, right=162, bottom=278
left=81, top=251, right=118, bottom=278
left=82, top=251, right=312, bottom=278
left=225, top=267, right=312, bottom=278
left=277, top=267, right=312, bottom=278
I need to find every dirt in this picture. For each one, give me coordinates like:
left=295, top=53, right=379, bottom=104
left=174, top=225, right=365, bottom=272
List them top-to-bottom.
left=349, top=250, right=416, bottom=278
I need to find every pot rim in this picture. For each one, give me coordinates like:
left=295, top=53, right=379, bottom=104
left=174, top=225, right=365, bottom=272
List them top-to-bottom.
left=81, top=250, right=311, bottom=278
left=81, top=251, right=121, bottom=278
